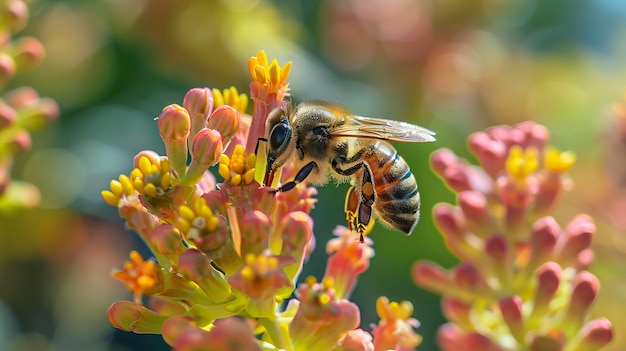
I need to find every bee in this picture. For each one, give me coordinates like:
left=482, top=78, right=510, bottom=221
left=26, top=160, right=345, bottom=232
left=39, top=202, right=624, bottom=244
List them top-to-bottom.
left=262, top=101, right=436, bottom=242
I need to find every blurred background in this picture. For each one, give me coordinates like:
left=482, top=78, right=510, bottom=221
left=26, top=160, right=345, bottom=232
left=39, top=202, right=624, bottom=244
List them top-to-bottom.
left=1, top=0, right=626, bottom=350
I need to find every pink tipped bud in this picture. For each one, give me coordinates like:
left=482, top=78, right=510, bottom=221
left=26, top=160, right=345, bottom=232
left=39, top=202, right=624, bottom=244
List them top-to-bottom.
left=4, top=0, right=29, bottom=31
left=14, top=37, right=45, bottom=69
left=0, top=54, right=15, bottom=81
left=6, top=86, right=38, bottom=108
left=183, top=87, right=213, bottom=131
left=0, top=102, right=16, bottom=128
left=158, top=104, right=190, bottom=175
left=208, top=105, right=239, bottom=145
left=516, top=121, right=549, bottom=150
left=184, top=128, right=223, bottom=185
left=191, top=128, right=222, bottom=166
left=8, top=129, right=31, bottom=154
left=468, top=131, right=507, bottom=178
left=430, top=148, right=459, bottom=176
left=443, top=164, right=473, bottom=192
left=458, top=191, right=492, bottom=235
left=433, top=204, right=478, bottom=260
left=239, top=210, right=272, bottom=257
left=557, top=215, right=594, bottom=265
left=529, top=217, right=560, bottom=269
left=152, top=224, right=185, bottom=255
left=485, top=234, right=511, bottom=284
left=485, top=234, right=509, bottom=261
left=178, top=249, right=231, bottom=302
left=413, top=261, right=468, bottom=299
left=454, top=262, right=493, bottom=298
left=531, top=262, right=562, bottom=317
left=563, top=271, right=600, bottom=332
left=499, top=296, right=525, bottom=342
left=441, top=298, right=471, bottom=328
left=107, top=301, right=168, bottom=333
left=161, top=316, right=198, bottom=347
left=571, top=318, right=614, bottom=351
left=335, top=328, right=374, bottom=351
left=529, top=334, right=565, bottom=351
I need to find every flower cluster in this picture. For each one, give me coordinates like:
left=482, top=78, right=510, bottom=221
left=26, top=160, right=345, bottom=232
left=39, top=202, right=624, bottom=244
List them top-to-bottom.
left=0, top=0, right=58, bottom=209
left=104, top=51, right=421, bottom=350
left=413, top=122, right=613, bottom=350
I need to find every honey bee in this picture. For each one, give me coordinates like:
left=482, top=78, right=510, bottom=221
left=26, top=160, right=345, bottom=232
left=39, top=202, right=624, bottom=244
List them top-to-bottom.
left=262, top=101, right=436, bottom=242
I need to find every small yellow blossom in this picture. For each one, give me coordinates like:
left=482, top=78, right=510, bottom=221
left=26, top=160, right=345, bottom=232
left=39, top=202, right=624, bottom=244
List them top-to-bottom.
left=248, top=50, right=292, bottom=97
left=213, top=86, right=249, bottom=113
left=219, top=144, right=256, bottom=186
left=505, top=145, right=539, bottom=186
left=543, top=146, right=576, bottom=173
left=131, top=156, right=172, bottom=197
left=101, top=174, right=136, bottom=206
left=176, top=196, right=219, bottom=241
left=112, top=250, right=163, bottom=304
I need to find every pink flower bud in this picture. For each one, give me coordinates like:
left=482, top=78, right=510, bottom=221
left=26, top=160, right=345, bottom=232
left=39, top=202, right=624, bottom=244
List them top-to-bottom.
left=4, top=0, right=29, bottom=31
left=14, top=37, right=45, bottom=69
left=0, top=53, right=15, bottom=81
left=6, top=86, right=38, bottom=108
left=183, top=87, right=213, bottom=140
left=0, top=101, right=15, bottom=129
left=158, top=104, right=190, bottom=175
left=208, top=105, right=239, bottom=145
left=515, top=121, right=548, bottom=150
left=184, top=128, right=223, bottom=185
left=7, top=129, right=31, bottom=154
left=468, top=131, right=507, bottom=178
left=430, top=148, right=459, bottom=176
left=458, top=191, right=492, bottom=235
left=434, top=204, right=486, bottom=261
left=239, top=210, right=272, bottom=257
left=278, top=211, right=314, bottom=284
left=556, top=215, right=594, bottom=266
left=528, top=217, right=559, bottom=270
left=152, top=224, right=185, bottom=256
left=485, top=234, right=511, bottom=284
left=178, top=249, right=231, bottom=302
left=413, top=261, right=472, bottom=300
left=454, top=262, right=493, bottom=299
left=531, top=262, right=561, bottom=318
left=562, top=271, right=599, bottom=333
left=499, top=295, right=525, bottom=342
left=441, top=298, right=471, bottom=329
left=107, top=301, right=168, bottom=333
left=569, top=318, right=614, bottom=351
left=438, top=324, right=504, bottom=351
left=335, top=328, right=374, bottom=351
left=529, top=334, right=565, bottom=351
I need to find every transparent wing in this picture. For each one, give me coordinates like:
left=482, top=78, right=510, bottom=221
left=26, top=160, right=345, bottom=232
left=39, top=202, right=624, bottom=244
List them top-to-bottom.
left=331, top=115, right=436, bottom=142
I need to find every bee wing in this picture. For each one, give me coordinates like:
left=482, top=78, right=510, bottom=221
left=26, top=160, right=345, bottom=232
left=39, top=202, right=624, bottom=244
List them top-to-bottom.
left=331, top=115, right=436, bottom=142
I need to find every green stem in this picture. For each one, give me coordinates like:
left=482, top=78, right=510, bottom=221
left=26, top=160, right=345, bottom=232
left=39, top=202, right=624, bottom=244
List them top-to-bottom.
left=258, top=314, right=292, bottom=351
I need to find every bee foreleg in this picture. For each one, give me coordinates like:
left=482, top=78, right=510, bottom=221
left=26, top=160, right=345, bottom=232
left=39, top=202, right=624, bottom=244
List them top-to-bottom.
left=274, top=161, right=318, bottom=192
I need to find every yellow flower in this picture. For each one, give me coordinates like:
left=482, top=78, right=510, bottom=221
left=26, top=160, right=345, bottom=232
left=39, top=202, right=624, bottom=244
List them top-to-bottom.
left=213, top=86, right=249, bottom=113
left=218, top=144, right=256, bottom=186
left=543, top=146, right=576, bottom=173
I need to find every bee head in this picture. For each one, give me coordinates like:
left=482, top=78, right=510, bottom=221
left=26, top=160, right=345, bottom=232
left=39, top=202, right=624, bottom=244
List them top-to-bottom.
left=264, top=104, right=296, bottom=185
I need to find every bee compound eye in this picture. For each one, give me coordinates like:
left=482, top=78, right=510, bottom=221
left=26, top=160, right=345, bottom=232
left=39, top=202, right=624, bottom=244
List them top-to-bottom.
left=269, top=123, right=290, bottom=151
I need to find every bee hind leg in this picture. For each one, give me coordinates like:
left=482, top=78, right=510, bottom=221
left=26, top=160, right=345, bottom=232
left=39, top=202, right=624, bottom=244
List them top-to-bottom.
left=273, top=161, right=317, bottom=192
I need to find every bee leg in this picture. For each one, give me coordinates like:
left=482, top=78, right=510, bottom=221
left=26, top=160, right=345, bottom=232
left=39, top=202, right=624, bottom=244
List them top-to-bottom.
left=274, top=161, right=318, bottom=192
left=355, top=165, right=375, bottom=243
left=344, top=186, right=359, bottom=231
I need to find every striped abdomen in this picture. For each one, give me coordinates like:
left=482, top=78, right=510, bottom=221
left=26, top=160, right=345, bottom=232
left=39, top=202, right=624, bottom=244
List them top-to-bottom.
left=362, top=141, right=420, bottom=234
